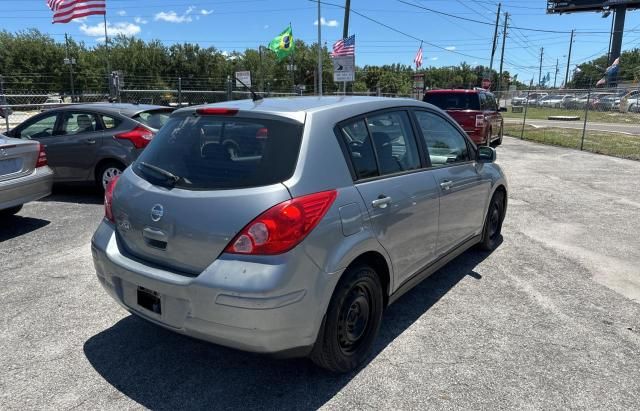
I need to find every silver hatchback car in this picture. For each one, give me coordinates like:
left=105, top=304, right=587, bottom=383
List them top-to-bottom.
left=91, top=97, right=507, bottom=372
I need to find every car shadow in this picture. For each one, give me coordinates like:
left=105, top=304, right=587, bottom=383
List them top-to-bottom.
left=38, top=184, right=103, bottom=205
left=0, top=214, right=50, bottom=242
left=83, top=246, right=497, bottom=410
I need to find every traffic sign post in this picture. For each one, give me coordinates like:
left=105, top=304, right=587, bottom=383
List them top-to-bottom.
left=332, top=56, right=355, bottom=82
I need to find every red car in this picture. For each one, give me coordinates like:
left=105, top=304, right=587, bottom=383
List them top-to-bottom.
left=423, top=89, right=504, bottom=146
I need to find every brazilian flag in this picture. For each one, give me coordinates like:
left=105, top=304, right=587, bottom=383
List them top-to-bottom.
left=268, top=25, right=295, bottom=61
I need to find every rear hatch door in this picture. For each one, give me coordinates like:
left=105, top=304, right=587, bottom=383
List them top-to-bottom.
left=112, top=111, right=304, bottom=275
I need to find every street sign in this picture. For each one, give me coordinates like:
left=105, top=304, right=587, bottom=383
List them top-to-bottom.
left=333, top=56, right=355, bottom=82
left=235, top=71, right=251, bottom=88
left=482, top=78, right=492, bottom=89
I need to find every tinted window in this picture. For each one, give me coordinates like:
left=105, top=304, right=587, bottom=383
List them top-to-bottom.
left=424, top=93, right=480, bottom=110
left=479, top=93, right=487, bottom=110
left=486, top=94, right=498, bottom=111
left=132, top=110, right=172, bottom=130
left=367, top=111, right=421, bottom=175
left=414, top=111, right=470, bottom=166
left=59, top=112, right=99, bottom=135
left=18, top=113, right=58, bottom=139
left=101, top=115, right=122, bottom=129
left=134, top=115, right=303, bottom=190
left=341, top=120, right=378, bottom=180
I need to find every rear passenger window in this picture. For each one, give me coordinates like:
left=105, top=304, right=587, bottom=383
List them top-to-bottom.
left=367, top=111, right=420, bottom=175
left=414, top=111, right=470, bottom=166
left=101, top=115, right=122, bottom=129
left=340, top=120, right=378, bottom=179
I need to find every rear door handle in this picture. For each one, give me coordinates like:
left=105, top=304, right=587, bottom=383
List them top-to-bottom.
left=440, top=180, right=454, bottom=191
left=372, top=195, right=392, bottom=209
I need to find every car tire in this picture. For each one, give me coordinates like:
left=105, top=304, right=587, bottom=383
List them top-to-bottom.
left=493, top=125, right=504, bottom=147
left=486, top=128, right=492, bottom=146
left=96, top=161, right=125, bottom=192
left=478, top=190, right=505, bottom=252
left=0, top=205, right=23, bottom=217
left=310, top=263, right=384, bottom=373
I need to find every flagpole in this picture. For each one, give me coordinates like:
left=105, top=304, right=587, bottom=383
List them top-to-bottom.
left=317, top=0, right=322, bottom=96
left=103, top=11, right=111, bottom=94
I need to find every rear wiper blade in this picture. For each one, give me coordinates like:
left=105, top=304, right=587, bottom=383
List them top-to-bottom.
left=138, top=162, right=180, bottom=183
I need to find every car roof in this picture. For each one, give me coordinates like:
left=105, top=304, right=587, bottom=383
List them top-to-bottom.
left=424, top=89, right=485, bottom=95
left=173, top=96, right=432, bottom=122
left=54, top=103, right=172, bottom=117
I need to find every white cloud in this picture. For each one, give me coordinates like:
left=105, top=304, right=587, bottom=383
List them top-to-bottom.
left=186, top=6, right=196, bottom=14
left=200, top=9, right=213, bottom=15
left=117, top=10, right=126, bottom=16
left=154, top=11, right=193, bottom=23
left=71, top=17, right=87, bottom=23
left=134, top=17, right=148, bottom=24
left=314, top=17, right=339, bottom=27
left=79, top=21, right=142, bottom=38
left=263, top=24, right=269, bottom=29
left=445, top=46, right=456, bottom=51
left=431, top=57, right=439, bottom=61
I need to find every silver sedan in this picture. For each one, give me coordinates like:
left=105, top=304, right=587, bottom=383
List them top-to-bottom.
left=0, top=135, right=53, bottom=216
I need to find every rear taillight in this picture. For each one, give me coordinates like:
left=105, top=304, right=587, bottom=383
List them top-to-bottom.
left=475, top=115, right=485, bottom=128
left=115, top=126, right=154, bottom=149
left=35, top=143, right=47, bottom=168
left=104, top=175, right=120, bottom=223
left=225, top=190, right=338, bottom=255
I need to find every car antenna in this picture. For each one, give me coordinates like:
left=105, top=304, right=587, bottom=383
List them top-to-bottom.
left=234, top=76, right=263, bottom=102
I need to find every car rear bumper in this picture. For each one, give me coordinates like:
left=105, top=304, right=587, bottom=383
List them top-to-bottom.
left=0, top=166, right=53, bottom=211
left=91, top=221, right=341, bottom=356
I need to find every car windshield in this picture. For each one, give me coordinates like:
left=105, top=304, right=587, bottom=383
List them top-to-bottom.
left=424, top=93, right=480, bottom=110
left=132, top=110, right=174, bottom=130
left=133, top=113, right=303, bottom=190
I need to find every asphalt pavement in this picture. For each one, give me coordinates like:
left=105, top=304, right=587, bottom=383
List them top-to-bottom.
left=504, top=118, right=640, bottom=135
left=1, top=138, right=639, bottom=410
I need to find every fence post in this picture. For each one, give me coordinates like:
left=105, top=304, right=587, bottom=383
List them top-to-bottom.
left=0, top=75, right=9, bottom=132
left=226, top=75, right=233, bottom=101
left=177, top=77, right=182, bottom=107
left=520, top=80, right=534, bottom=140
left=581, top=85, right=591, bottom=151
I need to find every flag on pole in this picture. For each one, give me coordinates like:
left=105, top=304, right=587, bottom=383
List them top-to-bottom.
left=47, top=0, right=106, bottom=24
left=268, top=25, right=295, bottom=61
left=331, top=35, right=355, bottom=57
left=413, top=43, right=423, bottom=69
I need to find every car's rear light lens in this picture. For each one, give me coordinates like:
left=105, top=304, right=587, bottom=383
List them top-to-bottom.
left=196, top=108, right=239, bottom=116
left=475, top=115, right=485, bottom=128
left=115, top=126, right=154, bottom=149
left=256, top=127, right=269, bottom=139
left=35, top=143, right=47, bottom=168
left=104, top=175, right=120, bottom=223
left=225, top=190, right=338, bottom=255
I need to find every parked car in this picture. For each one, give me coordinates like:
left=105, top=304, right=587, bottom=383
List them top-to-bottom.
left=423, top=89, right=503, bottom=146
left=594, top=90, right=627, bottom=111
left=620, top=90, right=640, bottom=113
left=589, top=93, right=616, bottom=111
left=540, top=94, right=573, bottom=108
left=563, top=94, right=588, bottom=109
left=40, top=96, right=70, bottom=112
left=91, top=97, right=508, bottom=372
left=3, top=103, right=174, bottom=190
left=0, top=135, right=53, bottom=216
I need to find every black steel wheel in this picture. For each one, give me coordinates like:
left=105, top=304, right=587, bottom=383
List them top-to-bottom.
left=478, top=190, right=505, bottom=251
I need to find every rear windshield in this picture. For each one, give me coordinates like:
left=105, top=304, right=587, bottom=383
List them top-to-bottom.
left=424, top=93, right=480, bottom=110
left=132, top=110, right=173, bottom=129
left=133, top=114, right=303, bottom=190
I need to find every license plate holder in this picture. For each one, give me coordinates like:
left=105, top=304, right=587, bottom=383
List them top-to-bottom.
left=137, top=286, right=162, bottom=314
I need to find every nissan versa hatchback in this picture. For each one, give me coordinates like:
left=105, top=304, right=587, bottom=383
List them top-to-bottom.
left=91, top=97, right=508, bottom=372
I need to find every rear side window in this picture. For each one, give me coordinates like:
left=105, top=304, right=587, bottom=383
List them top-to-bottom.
left=424, top=93, right=480, bottom=110
left=132, top=110, right=173, bottom=129
left=367, top=111, right=420, bottom=175
left=101, top=115, right=122, bottom=129
left=134, top=115, right=303, bottom=190
left=340, top=120, right=378, bottom=179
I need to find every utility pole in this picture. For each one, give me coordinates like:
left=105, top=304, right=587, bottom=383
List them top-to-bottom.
left=317, top=0, right=323, bottom=96
left=342, top=0, right=351, bottom=94
left=489, top=3, right=502, bottom=73
left=610, top=6, right=627, bottom=66
left=497, top=12, right=508, bottom=98
left=564, top=30, right=574, bottom=88
left=64, top=33, right=76, bottom=102
left=538, top=47, right=544, bottom=87
left=554, top=58, right=559, bottom=88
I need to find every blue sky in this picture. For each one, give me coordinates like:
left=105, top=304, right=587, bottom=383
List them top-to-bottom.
left=3, top=0, right=640, bottom=83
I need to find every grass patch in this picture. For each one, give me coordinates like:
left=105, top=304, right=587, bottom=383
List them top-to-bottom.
left=502, top=107, right=640, bottom=124
left=503, top=124, right=640, bottom=161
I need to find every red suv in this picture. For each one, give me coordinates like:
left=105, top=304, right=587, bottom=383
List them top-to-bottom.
left=423, top=89, right=504, bottom=146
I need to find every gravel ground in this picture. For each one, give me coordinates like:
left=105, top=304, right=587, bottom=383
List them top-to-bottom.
left=1, top=137, right=639, bottom=410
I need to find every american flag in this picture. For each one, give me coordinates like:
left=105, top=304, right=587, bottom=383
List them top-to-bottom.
left=47, top=0, right=106, bottom=24
left=331, top=35, right=355, bottom=57
left=414, top=44, right=423, bottom=69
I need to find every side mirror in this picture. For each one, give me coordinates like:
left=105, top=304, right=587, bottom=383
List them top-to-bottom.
left=477, top=146, right=496, bottom=163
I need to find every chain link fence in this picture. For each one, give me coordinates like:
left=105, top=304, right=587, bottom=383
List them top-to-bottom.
left=499, top=87, right=640, bottom=161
